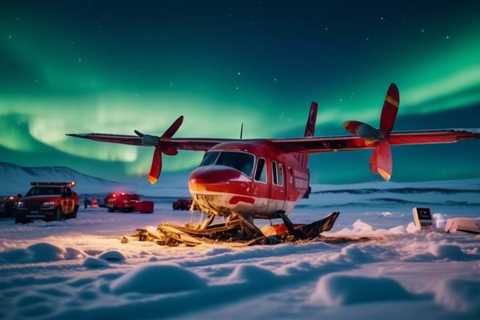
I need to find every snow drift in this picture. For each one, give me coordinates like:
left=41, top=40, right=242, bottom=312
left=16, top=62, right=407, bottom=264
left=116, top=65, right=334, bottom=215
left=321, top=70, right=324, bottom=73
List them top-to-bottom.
left=0, top=242, right=84, bottom=264
left=110, top=263, right=206, bottom=294
left=309, top=275, right=416, bottom=306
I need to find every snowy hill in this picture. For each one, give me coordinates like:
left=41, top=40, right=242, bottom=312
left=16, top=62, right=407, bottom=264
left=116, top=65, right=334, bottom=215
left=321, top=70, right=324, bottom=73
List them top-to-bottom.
left=0, top=162, right=123, bottom=195
left=0, top=162, right=190, bottom=197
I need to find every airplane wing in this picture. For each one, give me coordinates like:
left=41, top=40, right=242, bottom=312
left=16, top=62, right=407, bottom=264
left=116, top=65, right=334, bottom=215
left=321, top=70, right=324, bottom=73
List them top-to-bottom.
left=66, top=115, right=234, bottom=152
left=66, top=128, right=480, bottom=184
left=67, top=128, right=480, bottom=153
left=272, top=128, right=480, bottom=181
left=271, top=129, right=480, bottom=153
left=66, top=133, right=234, bottom=151
left=66, top=133, right=143, bottom=146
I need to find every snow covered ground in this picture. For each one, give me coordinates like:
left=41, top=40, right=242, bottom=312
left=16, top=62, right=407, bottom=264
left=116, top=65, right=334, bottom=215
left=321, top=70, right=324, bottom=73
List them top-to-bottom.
left=1, top=180, right=480, bottom=319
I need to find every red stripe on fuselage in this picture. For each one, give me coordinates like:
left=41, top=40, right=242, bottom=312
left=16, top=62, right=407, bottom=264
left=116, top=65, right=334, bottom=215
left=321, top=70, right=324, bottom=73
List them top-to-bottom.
left=229, top=196, right=255, bottom=205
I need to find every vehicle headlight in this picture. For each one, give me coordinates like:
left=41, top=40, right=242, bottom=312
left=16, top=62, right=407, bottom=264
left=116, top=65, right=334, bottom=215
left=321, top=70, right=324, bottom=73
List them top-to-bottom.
left=16, top=201, right=24, bottom=208
left=41, top=201, right=56, bottom=208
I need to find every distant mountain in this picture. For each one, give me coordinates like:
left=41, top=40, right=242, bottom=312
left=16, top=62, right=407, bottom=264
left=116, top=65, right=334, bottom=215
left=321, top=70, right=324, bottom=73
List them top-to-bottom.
left=4, top=161, right=477, bottom=199
left=0, top=162, right=122, bottom=195
left=0, top=162, right=191, bottom=197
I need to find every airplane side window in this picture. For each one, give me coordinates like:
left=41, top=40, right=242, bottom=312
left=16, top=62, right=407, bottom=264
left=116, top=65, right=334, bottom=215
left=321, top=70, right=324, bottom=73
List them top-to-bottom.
left=254, top=158, right=267, bottom=182
left=272, top=161, right=278, bottom=185
left=278, top=163, right=284, bottom=186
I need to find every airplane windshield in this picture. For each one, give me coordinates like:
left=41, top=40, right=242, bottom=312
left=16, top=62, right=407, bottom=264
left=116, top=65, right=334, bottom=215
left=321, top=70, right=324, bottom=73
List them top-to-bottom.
left=200, top=151, right=254, bottom=177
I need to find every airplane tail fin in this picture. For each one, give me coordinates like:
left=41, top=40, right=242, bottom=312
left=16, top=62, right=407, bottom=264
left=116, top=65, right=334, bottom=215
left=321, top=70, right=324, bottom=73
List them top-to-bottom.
left=301, top=102, right=317, bottom=198
left=304, top=102, right=318, bottom=137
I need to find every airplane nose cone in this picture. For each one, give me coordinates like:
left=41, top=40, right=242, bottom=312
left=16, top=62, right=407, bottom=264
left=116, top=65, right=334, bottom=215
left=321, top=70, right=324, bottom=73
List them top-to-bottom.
left=189, top=166, right=243, bottom=192
left=189, top=166, right=255, bottom=214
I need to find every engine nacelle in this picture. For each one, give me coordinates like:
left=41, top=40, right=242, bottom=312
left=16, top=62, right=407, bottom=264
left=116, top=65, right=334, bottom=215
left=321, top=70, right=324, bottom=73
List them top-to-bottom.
left=344, top=120, right=384, bottom=141
left=141, top=134, right=160, bottom=146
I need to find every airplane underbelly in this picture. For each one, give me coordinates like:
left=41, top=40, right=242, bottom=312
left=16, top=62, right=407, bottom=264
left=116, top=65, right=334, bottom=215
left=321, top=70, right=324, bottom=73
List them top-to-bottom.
left=191, top=191, right=295, bottom=218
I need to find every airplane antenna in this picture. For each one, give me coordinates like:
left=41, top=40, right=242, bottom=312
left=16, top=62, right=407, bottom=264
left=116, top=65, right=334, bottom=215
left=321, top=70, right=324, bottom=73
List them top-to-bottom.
left=240, top=122, right=244, bottom=140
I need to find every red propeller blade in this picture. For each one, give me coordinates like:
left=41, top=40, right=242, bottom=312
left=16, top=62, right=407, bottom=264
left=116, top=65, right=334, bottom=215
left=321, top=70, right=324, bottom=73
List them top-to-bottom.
left=380, top=83, right=399, bottom=134
left=146, top=116, right=183, bottom=184
left=161, top=116, right=184, bottom=139
left=370, top=141, right=392, bottom=181
left=148, top=147, right=162, bottom=184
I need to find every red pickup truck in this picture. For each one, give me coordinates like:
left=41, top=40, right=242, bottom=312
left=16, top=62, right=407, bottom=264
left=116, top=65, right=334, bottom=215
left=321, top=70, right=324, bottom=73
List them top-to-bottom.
left=15, top=182, right=79, bottom=223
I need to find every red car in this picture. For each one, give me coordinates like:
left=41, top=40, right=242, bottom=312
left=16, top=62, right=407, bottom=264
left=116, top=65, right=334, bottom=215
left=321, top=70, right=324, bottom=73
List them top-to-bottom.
left=15, top=182, right=79, bottom=223
left=105, top=192, right=140, bottom=212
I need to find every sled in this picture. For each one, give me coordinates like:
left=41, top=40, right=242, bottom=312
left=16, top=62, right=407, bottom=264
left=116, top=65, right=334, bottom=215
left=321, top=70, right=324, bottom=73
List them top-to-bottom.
left=127, top=212, right=342, bottom=247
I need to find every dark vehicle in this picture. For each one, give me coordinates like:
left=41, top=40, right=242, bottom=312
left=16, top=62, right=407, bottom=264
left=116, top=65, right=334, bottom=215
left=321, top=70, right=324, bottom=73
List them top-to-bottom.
left=15, top=182, right=79, bottom=223
left=105, top=192, right=140, bottom=212
left=0, top=194, right=21, bottom=217
left=172, top=198, right=192, bottom=211
left=172, top=198, right=199, bottom=211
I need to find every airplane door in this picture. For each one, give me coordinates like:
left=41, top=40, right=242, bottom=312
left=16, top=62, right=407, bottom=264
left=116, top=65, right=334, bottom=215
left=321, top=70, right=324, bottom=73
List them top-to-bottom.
left=252, top=158, right=269, bottom=213
left=270, top=161, right=287, bottom=212
left=277, top=162, right=287, bottom=210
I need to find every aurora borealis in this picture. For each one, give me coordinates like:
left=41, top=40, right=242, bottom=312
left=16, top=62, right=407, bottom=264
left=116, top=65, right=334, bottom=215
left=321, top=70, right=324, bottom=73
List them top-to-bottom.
left=1, top=1, right=480, bottom=183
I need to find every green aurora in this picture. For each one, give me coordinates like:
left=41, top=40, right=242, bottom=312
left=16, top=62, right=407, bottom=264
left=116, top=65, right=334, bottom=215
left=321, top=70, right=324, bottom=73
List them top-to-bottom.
left=1, top=1, right=479, bottom=183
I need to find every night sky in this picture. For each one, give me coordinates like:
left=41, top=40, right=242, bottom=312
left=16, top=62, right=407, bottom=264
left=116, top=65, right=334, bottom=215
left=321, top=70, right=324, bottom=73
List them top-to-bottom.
left=1, top=1, right=480, bottom=183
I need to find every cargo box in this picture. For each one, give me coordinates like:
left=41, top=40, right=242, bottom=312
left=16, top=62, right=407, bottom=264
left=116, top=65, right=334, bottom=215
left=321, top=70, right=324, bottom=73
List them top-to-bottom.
left=135, top=201, right=154, bottom=213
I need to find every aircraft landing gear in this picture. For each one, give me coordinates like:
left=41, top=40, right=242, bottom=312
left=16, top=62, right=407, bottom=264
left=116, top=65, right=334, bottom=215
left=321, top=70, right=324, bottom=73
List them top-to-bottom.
left=128, top=211, right=341, bottom=247
left=278, top=211, right=340, bottom=240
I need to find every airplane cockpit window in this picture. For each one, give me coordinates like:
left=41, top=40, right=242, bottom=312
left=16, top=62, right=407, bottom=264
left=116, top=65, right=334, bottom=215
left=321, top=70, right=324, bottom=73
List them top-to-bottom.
left=199, top=151, right=255, bottom=177
left=200, top=152, right=220, bottom=166
left=216, top=152, right=254, bottom=177
left=254, top=158, right=267, bottom=182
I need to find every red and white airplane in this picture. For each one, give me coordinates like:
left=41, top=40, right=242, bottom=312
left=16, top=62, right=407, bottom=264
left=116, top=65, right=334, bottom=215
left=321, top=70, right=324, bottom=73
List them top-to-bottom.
left=68, top=84, right=479, bottom=222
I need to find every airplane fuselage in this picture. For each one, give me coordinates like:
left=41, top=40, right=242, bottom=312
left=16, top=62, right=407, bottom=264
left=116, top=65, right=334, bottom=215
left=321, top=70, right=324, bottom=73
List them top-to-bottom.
left=188, top=140, right=309, bottom=219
